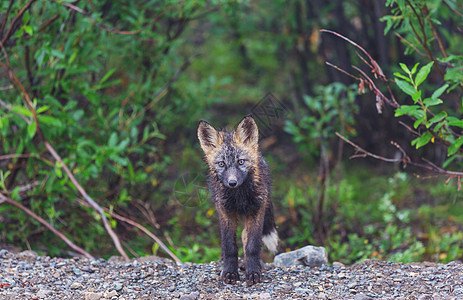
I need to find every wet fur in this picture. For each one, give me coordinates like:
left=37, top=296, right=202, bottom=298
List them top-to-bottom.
left=197, top=116, right=278, bottom=285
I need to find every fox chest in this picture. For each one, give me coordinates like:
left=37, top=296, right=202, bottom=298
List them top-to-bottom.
left=220, top=188, right=262, bottom=216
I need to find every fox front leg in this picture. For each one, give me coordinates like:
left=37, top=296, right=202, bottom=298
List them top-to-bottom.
left=218, top=209, right=240, bottom=284
left=242, top=211, right=265, bottom=285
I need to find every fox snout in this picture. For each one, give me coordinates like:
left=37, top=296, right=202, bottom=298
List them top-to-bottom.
left=223, top=169, right=243, bottom=189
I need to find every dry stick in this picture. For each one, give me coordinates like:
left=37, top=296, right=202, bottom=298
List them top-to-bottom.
left=0, top=0, right=15, bottom=36
left=1, top=0, right=37, bottom=45
left=52, top=0, right=163, bottom=35
left=443, top=0, right=463, bottom=18
left=394, top=33, right=428, bottom=57
left=0, top=52, right=130, bottom=261
left=336, top=132, right=463, bottom=178
left=335, top=133, right=402, bottom=163
left=44, top=142, right=129, bottom=261
left=0, top=193, right=94, bottom=259
left=76, top=198, right=181, bottom=263
left=103, top=208, right=182, bottom=264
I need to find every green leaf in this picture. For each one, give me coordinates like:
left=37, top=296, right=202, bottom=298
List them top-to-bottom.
left=24, top=25, right=33, bottom=36
left=415, top=62, right=434, bottom=87
left=399, top=63, right=411, bottom=74
left=410, top=63, right=420, bottom=75
left=99, top=68, right=117, bottom=85
left=394, top=72, right=411, bottom=82
left=395, top=79, right=416, bottom=96
left=431, top=84, right=449, bottom=99
left=423, top=98, right=442, bottom=107
left=12, top=105, right=33, bottom=118
left=36, top=105, right=50, bottom=114
left=395, top=105, right=420, bottom=117
left=427, top=111, right=447, bottom=128
left=447, top=117, right=463, bottom=128
left=413, top=119, right=423, bottom=129
left=27, top=121, right=37, bottom=138
left=412, top=131, right=433, bottom=149
left=108, top=132, right=118, bottom=147
left=448, top=137, right=463, bottom=156
left=443, top=155, right=458, bottom=168
left=55, top=161, right=63, bottom=178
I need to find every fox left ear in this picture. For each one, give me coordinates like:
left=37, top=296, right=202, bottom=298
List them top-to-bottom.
left=233, top=115, right=259, bottom=149
left=198, top=120, right=222, bottom=154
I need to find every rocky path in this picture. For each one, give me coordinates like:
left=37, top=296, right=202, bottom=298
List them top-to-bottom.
left=0, top=249, right=462, bottom=299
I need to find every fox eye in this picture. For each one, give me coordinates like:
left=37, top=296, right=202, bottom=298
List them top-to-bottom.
left=238, top=159, right=245, bottom=165
left=218, top=161, right=225, bottom=167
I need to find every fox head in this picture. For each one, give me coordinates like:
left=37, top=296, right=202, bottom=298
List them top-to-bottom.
left=197, top=115, right=259, bottom=189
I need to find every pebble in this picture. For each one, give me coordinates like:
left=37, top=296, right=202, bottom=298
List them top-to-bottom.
left=0, top=250, right=462, bottom=299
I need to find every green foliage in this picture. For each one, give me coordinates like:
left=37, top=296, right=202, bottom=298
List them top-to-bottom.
left=0, top=0, right=238, bottom=257
left=393, top=60, right=463, bottom=162
left=284, top=82, right=358, bottom=156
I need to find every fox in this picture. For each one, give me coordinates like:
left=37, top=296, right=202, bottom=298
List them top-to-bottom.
left=197, top=115, right=278, bottom=286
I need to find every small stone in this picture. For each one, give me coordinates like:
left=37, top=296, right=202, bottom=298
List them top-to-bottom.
left=274, top=245, right=328, bottom=268
left=0, top=249, right=8, bottom=257
left=17, top=250, right=38, bottom=262
left=332, top=261, right=345, bottom=268
left=73, top=268, right=83, bottom=276
left=70, top=282, right=83, bottom=289
left=112, top=282, right=123, bottom=292
left=295, top=288, right=311, bottom=294
left=36, top=289, right=52, bottom=298
left=104, top=290, right=118, bottom=298
left=179, top=291, right=200, bottom=300
left=83, top=292, right=103, bottom=300
left=258, top=292, right=271, bottom=299
left=354, top=294, right=374, bottom=300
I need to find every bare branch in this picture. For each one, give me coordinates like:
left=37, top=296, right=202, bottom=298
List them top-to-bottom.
left=1, top=0, right=37, bottom=45
left=51, top=0, right=161, bottom=35
left=394, top=32, right=427, bottom=57
left=0, top=42, right=130, bottom=261
left=337, top=132, right=463, bottom=178
left=0, top=193, right=93, bottom=259
left=107, top=209, right=182, bottom=264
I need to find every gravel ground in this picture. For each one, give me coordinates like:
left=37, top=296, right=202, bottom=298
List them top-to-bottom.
left=1, top=249, right=462, bottom=299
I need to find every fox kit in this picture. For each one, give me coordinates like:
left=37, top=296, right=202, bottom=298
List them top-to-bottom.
left=197, top=115, right=278, bottom=285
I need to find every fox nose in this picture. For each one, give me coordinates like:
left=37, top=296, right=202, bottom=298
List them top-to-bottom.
left=228, top=180, right=237, bottom=187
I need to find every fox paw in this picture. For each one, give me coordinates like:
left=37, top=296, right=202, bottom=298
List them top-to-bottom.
left=222, top=271, right=240, bottom=284
left=246, top=271, right=261, bottom=285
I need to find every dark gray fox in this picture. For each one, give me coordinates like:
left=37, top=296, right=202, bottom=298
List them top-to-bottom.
left=197, top=115, right=278, bottom=285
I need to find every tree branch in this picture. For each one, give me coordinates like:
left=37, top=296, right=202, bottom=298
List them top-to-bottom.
left=0, top=43, right=130, bottom=261
left=0, top=193, right=93, bottom=258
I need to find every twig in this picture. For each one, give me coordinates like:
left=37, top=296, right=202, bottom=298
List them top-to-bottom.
left=0, top=0, right=15, bottom=37
left=1, top=0, right=37, bottom=45
left=51, top=0, right=161, bottom=35
left=443, top=0, right=463, bottom=17
left=422, top=5, right=448, bottom=59
left=321, top=29, right=386, bottom=81
left=394, top=33, right=427, bottom=57
left=0, top=44, right=130, bottom=261
left=0, top=99, right=31, bottom=124
left=336, top=132, right=402, bottom=163
left=337, top=132, right=463, bottom=178
left=44, top=141, right=129, bottom=260
left=0, top=193, right=93, bottom=259
left=76, top=198, right=181, bottom=263
left=106, top=208, right=182, bottom=264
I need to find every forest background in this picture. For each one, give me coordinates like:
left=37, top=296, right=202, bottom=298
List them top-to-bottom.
left=0, top=0, right=462, bottom=265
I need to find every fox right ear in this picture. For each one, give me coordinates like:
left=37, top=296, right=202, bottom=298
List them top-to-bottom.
left=197, top=120, right=221, bottom=154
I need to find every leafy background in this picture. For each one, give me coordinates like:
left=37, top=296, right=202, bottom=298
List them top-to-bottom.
left=0, top=0, right=462, bottom=264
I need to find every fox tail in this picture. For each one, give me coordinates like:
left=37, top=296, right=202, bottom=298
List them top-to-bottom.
left=262, top=203, right=278, bottom=254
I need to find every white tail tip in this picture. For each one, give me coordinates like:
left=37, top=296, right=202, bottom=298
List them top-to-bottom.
left=262, top=229, right=278, bottom=254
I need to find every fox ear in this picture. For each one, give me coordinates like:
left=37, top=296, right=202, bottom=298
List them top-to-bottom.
left=233, top=115, right=259, bottom=149
left=198, top=120, right=222, bottom=153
